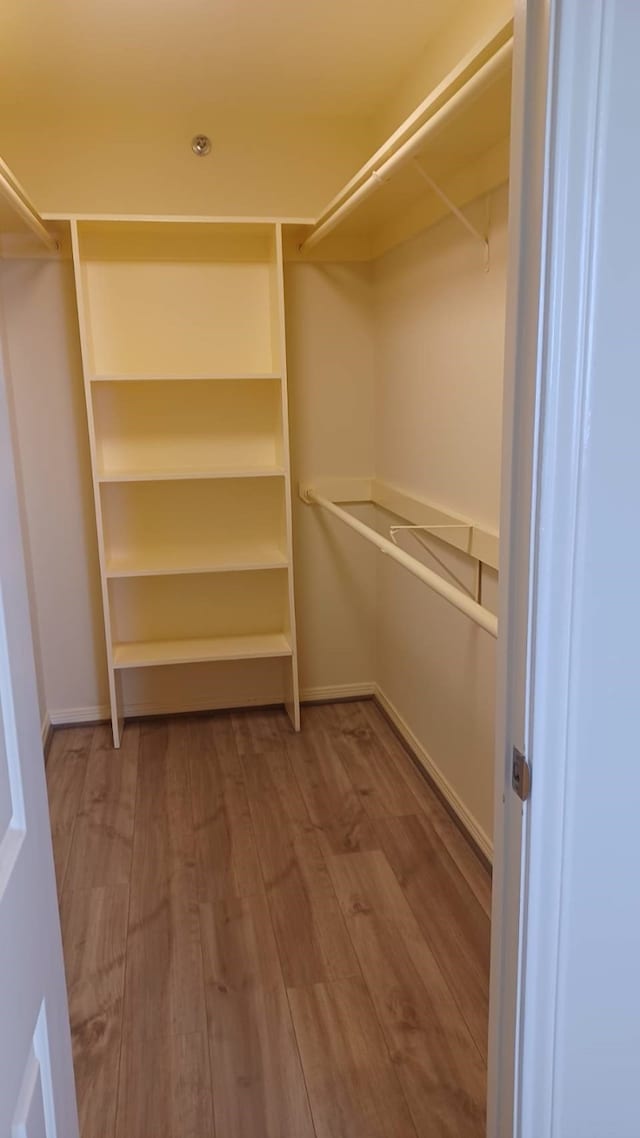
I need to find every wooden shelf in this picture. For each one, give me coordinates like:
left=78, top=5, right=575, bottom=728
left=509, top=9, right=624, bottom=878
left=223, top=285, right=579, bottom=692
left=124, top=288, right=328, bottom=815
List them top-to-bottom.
left=288, top=19, right=513, bottom=262
left=0, top=156, right=58, bottom=255
left=76, top=220, right=281, bottom=376
left=90, top=371, right=282, bottom=383
left=92, top=378, right=284, bottom=478
left=97, top=464, right=285, bottom=483
left=101, top=478, right=289, bottom=577
left=106, top=546, right=288, bottom=578
left=108, top=569, right=291, bottom=660
left=113, top=632, right=292, bottom=670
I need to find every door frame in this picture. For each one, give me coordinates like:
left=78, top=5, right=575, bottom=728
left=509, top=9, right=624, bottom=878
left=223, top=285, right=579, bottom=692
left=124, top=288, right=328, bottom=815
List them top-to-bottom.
left=487, top=0, right=553, bottom=1131
left=489, top=0, right=619, bottom=1133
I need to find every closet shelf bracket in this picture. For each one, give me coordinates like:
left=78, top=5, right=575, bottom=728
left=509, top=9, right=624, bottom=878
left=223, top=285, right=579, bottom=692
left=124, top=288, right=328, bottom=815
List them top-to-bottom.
left=0, top=158, right=59, bottom=253
left=413, top=159, right=490, bottom=271
left=303, top=485, right=498, bottom=638
left=389, top=522, right=471, bottom=544
left=390, top=524, right=478, bottom=599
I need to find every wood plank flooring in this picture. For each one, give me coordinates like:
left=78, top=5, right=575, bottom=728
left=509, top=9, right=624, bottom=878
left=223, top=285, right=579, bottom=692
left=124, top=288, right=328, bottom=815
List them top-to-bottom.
left=47, top=699, right=491, bottom=1138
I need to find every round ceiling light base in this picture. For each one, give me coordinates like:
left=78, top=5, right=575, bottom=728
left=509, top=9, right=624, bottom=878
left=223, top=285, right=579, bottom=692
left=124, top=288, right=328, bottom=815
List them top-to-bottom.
left=191, top=135, right=212, bottom=157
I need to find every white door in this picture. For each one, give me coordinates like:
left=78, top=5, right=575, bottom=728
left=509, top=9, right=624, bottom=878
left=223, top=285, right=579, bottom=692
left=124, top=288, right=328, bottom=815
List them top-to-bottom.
left=487, top=1, right=551, bottom=1130
left=490, top=1, right=640, bottom=1134
left=0, top=327, right=78, bottom=1134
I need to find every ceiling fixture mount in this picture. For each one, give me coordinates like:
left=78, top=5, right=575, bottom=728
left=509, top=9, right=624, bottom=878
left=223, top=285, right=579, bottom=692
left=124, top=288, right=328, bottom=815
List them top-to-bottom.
left=191, top=135, right=211, bottom=157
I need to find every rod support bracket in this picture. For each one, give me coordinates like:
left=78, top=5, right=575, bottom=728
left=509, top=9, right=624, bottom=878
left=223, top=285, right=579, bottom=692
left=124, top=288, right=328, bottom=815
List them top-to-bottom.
left=413, top=158, right=489, bottom=267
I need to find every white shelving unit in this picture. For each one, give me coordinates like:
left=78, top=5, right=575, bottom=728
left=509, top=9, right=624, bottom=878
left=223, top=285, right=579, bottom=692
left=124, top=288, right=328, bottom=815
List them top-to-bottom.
left=288, top=18, right=513, bottom=262
left=71, top=217, right=300, bottom=746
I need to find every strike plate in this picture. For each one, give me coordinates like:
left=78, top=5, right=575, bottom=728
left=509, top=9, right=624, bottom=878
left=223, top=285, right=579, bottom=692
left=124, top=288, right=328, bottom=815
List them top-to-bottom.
left=512, top=747, right=531, bottom=802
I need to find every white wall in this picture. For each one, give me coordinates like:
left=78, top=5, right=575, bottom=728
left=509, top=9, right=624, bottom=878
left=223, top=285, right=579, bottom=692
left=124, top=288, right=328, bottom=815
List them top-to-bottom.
left=372, top=184, right=509, bottom=847
left=374, top=187, right=507, bottom=532
left=285, top=190, right=508, bottom=850
left=0, top=258, right=108, bottom=723
left=284, top=263, right=377, bottom=698
left=0, top=267, right=46, bottom=729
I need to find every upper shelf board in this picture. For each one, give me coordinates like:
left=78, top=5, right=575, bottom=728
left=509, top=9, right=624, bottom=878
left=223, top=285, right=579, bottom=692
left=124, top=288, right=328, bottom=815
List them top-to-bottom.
left=287, top=18, right=513, bottom=262
left=0, top=156, right=59, bottom=255
left=44, top=213, right=315, bottom=227
left=75, top=218, right=279, bottom=262
left=74, top=222, right=282, bottom=375
left=90, top=371, right=281, bottom=383
left=97, top=465, right=286, bottom=483
left=112, top=631, right=293, bottom=670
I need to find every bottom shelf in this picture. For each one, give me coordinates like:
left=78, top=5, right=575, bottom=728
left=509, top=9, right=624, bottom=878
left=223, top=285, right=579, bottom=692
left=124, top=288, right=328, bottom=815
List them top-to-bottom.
left=113, top=632, right=292, bottom=670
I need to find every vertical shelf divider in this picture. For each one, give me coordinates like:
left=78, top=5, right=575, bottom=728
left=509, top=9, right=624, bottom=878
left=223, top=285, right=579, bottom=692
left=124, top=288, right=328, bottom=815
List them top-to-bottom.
left=70, top=218, right=124, bottom=745
left=274, top=222, right=301, bottom=730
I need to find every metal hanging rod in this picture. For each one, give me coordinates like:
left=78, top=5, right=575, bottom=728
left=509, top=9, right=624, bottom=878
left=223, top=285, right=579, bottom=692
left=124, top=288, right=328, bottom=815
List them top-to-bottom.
left=299, top=37, right=513, bottom=254
left=0, top=159, right=58, bottom=252
left=304, top=488, right=498, bottom=638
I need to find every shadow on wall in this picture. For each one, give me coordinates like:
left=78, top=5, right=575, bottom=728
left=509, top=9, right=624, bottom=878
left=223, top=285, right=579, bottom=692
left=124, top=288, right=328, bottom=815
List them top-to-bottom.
left=1, top=254, right=109, bottom=719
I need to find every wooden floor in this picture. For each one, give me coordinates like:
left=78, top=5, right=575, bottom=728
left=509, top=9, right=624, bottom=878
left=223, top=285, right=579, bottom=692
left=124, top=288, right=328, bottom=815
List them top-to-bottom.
left=46, top=699, right=491, bottom=1138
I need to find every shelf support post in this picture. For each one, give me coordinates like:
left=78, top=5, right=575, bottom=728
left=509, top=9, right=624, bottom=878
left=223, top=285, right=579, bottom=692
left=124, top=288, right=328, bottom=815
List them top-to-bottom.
left=413, top=159, right=490, bottom=270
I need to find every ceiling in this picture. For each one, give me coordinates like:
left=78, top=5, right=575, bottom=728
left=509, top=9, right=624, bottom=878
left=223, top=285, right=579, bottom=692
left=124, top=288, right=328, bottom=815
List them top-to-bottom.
left=0, top=0, right=459, bottom=118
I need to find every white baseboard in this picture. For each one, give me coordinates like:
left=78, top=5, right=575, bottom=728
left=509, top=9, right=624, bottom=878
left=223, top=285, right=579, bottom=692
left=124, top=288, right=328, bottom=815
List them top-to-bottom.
left=48, top=682, right=377, bottom=728
left=301, top=682, right=376, bottom=703
left=374, top=685, right=493, bottom=863
left=48, top=694, right=281, bottom=726
left=49, top=705, right=108, bottom=726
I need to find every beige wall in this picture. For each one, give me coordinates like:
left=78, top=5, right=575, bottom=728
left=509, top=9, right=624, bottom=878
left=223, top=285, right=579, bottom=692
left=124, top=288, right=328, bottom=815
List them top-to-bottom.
left=370, top=0, right=512, bottom=144
left=372, top=184, right=509, bottom=846
left=374, top=187, right=507, bottom=532
left=0, top=258, right=108, bottom=723
left=285, top=262, right=377, bottom=697
left=0, top=267, right=46, bottom=726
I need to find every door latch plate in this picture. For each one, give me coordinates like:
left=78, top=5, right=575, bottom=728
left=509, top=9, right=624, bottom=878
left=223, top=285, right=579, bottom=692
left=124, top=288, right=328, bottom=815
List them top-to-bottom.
left=512, top=747, right=531, bottom=801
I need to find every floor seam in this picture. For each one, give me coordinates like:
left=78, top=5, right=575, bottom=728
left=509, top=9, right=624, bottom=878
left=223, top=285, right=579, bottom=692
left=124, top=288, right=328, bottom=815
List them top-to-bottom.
left=300, top=712, right=422, bottom=1136
left=188, top=715, right=218, bottom=1138
left=112, top=723, right=141, bottom=1138
left=238, top=726, right=320, bottom=1138
left=57, top=727, right=93, bottom=901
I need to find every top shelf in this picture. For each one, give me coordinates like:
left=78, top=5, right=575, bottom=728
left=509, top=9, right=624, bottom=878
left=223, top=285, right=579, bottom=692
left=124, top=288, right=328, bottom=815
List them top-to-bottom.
left=290, top=19, right=513, bottom=262
left=0, top=156, right=59, bottom=255
left=75, top=218, right=279, bottom=258
left=73, top=219, right=283, bottom=377
left=90, top=371, right=281, bottom=383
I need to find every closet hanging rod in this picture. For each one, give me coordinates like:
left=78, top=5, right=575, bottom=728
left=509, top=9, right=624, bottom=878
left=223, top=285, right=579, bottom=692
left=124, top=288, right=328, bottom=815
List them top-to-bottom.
left=299, top=37, right=513, bottom=254
left=0, top=159, right=58, bottom=252
left=305, top=489, right=498, bottom=638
